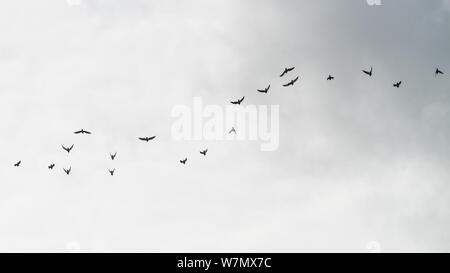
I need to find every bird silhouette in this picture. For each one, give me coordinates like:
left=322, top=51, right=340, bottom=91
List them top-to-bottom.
left=362, top=66, right=373, bottom=76
left=280, top=67, right=295, bottom=77
left=436, top=68, right=444, bottom=76
left=327, top=75, right=334, bottom=80
left=283, top=76, right=299, bottom=87
left=393, top=81, right=402, bottom=88
left=257, top=85, right=270, bottom=93
left=230, top=96, right=245, bottom=105
left=229, top=127, right=237, bottom=134
left=74, top=129, right=91, bottom=134
left=139, top=136, right=156, bottom=142
left=62, top=144, right=74, bottom=153
left=200, top=149, right=208, bottom=156
left=110, top=152, right=117, bottom=160
left=180, top=158, right=187, bottom=165
left=14, top=161, right=21, bottom=167
left=48, top=163, right=55, bottom=169
left=63, top=167, right=71, bottom=175
left=109, top=169, right=115, bottom=176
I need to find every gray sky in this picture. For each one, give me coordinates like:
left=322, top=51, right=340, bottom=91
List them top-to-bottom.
left=0, top=0, right=449, bottom=252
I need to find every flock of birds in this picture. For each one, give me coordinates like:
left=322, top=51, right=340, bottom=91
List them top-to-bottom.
left=11, top=66, right=445, bottom=176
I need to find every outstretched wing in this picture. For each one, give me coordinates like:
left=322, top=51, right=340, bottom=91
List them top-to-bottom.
left=292, top=76, right=299, bottom=83
left=257, top=86, right=268, bottom=93
left=238, top=96, right=245, bottom=103
left=74, top=130, right=82, bottom=134
left=84, top=130, right=91, bottom=134
left=148, top=136, right=156, bottom=140
left=139, top=137, right=147, bottom=141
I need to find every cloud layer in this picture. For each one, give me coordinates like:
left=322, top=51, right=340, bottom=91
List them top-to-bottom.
left=0, top=0, right=449, bottom=252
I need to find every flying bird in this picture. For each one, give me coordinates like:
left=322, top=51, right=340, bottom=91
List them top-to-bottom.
left=362, top=66, right=373, bottom=76
left=280, top=67, right=295, bottom=77
left=435, top=68, right=444, bottom=76
left=327, top=75, right=334, bottom=80
left=283, top=76, right=299, bottom=87
left=393, top=81, right=402, bottom=88
left=257, top=85, right=270, bottom=93
left=230, top=96, right=245, bottom=105
left=229, top=127, right=236, bottom=134
left=74, top=129, right=91, bottom=135
left=139, top=136, right=156, bottom=142
left=62, top=144, right=74, bottom=153
left=200, top=149, right=208, bottom=156
left=110, top=152, right=117, bottom=160
left=180, top=158, right=187, bottom=165
left=14, top=161, right=21, bottom=167
left=48, top=163, right=55, bottom=169
left=63, top=167, right=71, bottom=175
left=109, top=169, right=115, bottom=176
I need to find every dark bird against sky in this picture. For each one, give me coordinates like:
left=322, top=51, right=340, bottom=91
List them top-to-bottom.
left=362, top=66, right=373, bottom=76
left=280, top=67, right=295, bottom=77
left=435, top=68, right=444, bottom=76
left=327, top=75, right=334, bottom=80
left=283, top=76, right=299, bottom=87
left=393, top=81, right=402, bottom=88
left=257, top=85, right=270, bottom=93
left=230, top=96, right=245, bottom=105
left=74, top=129, right=91, bottom=135
left=139, top=136, right=156, bottom=142
left=62, top=144, right=74, bottom=153
left=200, top=149, right=208, bottom=156
left=110, top=152, right=117, bottom=160
left=180, top=158, right=187, bottom=165
left=14, top=161, right=21, bottom=167
left=48, top=164, right=55, bottom=169
left=63, top=167, right=71, bottom=175
left=109, top=169, right=115, bottom=176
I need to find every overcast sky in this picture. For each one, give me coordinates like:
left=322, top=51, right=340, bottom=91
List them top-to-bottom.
left=0, top=0, right=450, bottom=252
